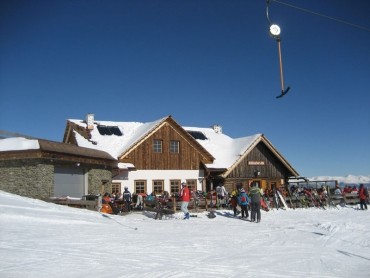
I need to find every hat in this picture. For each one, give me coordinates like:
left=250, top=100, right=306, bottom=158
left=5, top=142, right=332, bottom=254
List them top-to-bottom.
left=181, top=182, right=187, bottom=186
left=240, top=188, right=245, bottom=192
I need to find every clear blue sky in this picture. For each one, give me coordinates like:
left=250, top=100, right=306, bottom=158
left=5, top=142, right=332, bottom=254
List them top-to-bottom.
left=1, top=0, right=369, bottom=177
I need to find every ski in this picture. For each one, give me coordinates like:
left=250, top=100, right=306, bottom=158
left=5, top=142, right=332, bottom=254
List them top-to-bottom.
left=277, top=191, right=289, bottom=210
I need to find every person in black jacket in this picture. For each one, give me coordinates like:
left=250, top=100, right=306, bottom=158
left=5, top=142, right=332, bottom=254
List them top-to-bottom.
left=249, top=182, right=262, bottom=223
left=123, top=187, right=132, bottom=212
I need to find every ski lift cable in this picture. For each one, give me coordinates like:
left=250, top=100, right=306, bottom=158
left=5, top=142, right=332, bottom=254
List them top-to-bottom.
left=271, top=0, right=370, bottom=33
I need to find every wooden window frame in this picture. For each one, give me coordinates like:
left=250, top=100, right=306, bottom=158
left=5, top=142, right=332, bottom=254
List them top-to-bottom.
left=153, top=139, right=163, bottom=153
left=169, top=140, right=179, bottom=153
left=170, top=179, right=181, bottom=195
left=187, top=179, right=197, bottom=192
left=135, top=180, right=147, bottom=194
left=153, top=180, right=164, bottom=195
left=111, top=183, right=121, bottom=194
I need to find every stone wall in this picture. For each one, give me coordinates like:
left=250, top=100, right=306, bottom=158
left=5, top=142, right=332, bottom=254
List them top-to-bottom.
left=0, top=159, right=54, bottom=199
left=88, top=168, right=112, bottom=195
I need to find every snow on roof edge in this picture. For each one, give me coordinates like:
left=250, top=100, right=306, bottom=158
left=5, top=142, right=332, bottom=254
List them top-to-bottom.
left=0, top=137, right=40, bottom=151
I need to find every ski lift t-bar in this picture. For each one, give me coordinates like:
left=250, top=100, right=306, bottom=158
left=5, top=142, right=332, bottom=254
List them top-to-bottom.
left=266, top=0, right=290, bottom=98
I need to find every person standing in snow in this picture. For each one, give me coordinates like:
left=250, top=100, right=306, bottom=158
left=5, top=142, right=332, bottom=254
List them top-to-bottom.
left=180, top=182, right=190, bottom=219
left=249, top=182, right=261, bottom=223
left=216, top=183, right=228, bottom=208
left=358, top=184, right=368, bottom=210
left=334, top=185, right=342, bottom=195
left=123, top=186, right=132, bottom=212
left=237, top=188, right=249, bottom=219
left=229, top=189, right=240, bottom=217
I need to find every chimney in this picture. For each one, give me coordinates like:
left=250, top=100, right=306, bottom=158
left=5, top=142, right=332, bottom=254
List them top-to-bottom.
left=86, top=113, right=95, bottom=130
left=211, top=124, right=222, bottom=134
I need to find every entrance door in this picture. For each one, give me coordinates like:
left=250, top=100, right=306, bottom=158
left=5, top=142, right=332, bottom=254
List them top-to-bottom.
left=54, top=167, right=85, bottom=197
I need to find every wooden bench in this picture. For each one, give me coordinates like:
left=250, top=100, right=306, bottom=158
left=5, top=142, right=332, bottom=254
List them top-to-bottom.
left=343, top=193, right=360, bottom=205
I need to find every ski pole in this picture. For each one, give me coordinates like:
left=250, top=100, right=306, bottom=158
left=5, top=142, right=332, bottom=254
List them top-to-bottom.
left=101, top=213, right=138, bottom=230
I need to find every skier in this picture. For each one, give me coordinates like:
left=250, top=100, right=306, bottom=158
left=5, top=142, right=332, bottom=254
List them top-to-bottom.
left=180, top=182, right=190, bottom=219
left=249, top=182, right=262, bottom=223
left=358, top=184, right=368, bottom=210
left=123, top=186, right=132, bottom=212
left=237, top=188, right=249, bottom=219
left=229, top=189, right=240, bottom=217
left=101, top=193, right=113, bottom=214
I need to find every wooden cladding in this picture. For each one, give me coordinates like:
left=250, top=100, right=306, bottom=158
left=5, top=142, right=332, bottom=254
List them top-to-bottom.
left=120, top=123, right=203, bottom=170
left=227, top=142, right=288, bottom=179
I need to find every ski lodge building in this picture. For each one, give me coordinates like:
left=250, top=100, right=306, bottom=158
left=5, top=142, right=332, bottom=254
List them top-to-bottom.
left=62, top=114, right=299, bottom=196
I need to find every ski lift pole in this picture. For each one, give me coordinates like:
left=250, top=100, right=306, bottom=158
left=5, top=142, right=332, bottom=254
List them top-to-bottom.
left=266, top=0, right=290, bottom=98
left=277, top=38, right=289, bottom=97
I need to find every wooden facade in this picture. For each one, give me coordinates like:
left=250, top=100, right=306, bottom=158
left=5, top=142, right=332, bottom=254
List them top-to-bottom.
left=119, top=119, right=213, bottom=170
left=212, top=137, right=299, bottom=193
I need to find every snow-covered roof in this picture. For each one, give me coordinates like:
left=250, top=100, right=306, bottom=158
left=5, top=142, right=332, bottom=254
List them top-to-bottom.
left=67, top=116, right=262, bottom=170
left=68, top=117, right=166, bottom=159
left=183, top=126, right=261, bottom=169
left=0, top=137, right=116, bottom=161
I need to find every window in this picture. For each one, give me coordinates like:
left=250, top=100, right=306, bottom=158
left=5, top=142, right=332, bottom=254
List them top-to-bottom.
left=153, top=140, right=162, bottom=153
left=170, top=140, right=179, bottom=153
left=187, top=179, right=197, bottom=192
left=135, top=180, right=146, bottom=194
left=153, top=180, right=164, bottom=195
left=170, top=180, right=181, bottom=194
left=112, top=183, right=121, bottom=194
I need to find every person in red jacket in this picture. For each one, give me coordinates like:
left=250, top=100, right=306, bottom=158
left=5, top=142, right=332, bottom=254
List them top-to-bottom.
left=180, top=182, right=190, bottom=219
left=358, top=184, right=368, bottom=210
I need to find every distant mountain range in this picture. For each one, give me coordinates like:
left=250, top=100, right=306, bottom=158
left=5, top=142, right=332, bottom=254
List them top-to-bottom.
left=309, top=175, right=370, bottom=185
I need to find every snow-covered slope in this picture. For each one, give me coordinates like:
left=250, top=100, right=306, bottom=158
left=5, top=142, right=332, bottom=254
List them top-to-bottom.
left=0, top=190, right=369, bottom=277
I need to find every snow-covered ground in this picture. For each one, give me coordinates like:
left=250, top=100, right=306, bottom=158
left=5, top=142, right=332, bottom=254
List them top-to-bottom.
left=0, top=190, right=369, bottom=278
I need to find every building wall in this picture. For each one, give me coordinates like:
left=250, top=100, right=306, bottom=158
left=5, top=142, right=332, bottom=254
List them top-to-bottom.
left=120, top=123, right=205, bottom=170
left=223, top=142, right=291, bottom=192
left=228, top=142, right=287, bottom=179
left=0, top=159, right=54, bottom=199
left=88, top=168, right=112, bottom=195
left=113, top=169, right=205, bottom=193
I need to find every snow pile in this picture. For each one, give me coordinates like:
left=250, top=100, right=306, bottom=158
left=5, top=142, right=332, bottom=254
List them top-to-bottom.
left=0, top=190, right=369, bottom=277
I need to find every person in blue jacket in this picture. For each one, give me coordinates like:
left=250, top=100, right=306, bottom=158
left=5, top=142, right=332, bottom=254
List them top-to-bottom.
left=237, top=188, right=250, bottom=219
